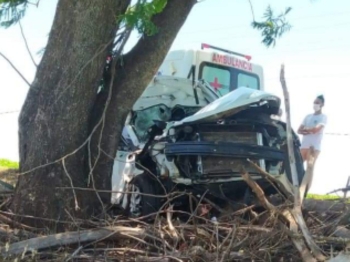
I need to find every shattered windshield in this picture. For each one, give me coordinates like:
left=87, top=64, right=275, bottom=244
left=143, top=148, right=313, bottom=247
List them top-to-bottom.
left=133, top=105, right=172, bottom=142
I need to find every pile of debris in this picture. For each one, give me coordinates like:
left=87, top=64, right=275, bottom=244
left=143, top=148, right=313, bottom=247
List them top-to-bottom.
left=0, top=194, right=350, bottom=261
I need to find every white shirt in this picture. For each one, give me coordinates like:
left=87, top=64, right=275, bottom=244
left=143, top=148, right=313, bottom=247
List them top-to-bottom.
left=300, top=113, right=327, bottom=151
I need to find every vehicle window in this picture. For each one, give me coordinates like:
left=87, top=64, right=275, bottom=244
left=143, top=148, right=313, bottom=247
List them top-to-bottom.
left=199, top=62, right=260, bottom=95
left=201, top=65, right=231, bottom=96
left=237, top=73, right=259, bottom=90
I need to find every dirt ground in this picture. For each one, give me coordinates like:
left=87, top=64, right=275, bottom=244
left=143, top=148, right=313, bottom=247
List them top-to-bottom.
left=0, top=167, right=18, bottom=187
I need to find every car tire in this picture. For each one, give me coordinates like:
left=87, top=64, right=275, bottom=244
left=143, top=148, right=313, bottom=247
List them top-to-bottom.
left=129, top=173, right=161, bottom=218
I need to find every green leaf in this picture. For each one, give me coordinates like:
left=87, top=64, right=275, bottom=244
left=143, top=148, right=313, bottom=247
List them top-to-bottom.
left=0, top=0, right=28, bottom=28
left=118, top=0, right=168, bottom=36
left=153, top=0, right=167, bottom=13
left=252, top=5, right=292, bottom=47
left=284, top=7, right=292, bottom=15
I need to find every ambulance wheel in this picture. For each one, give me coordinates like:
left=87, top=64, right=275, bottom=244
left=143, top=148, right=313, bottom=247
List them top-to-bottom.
left=128, top=173, right=161, bottom=219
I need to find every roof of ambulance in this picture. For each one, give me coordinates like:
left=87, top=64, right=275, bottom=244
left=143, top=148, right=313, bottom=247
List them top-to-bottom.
left=167, top=48, right=261, bottom=67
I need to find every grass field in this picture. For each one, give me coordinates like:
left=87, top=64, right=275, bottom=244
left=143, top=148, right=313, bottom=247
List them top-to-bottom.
left=0, top=158, right=19, bottom=169
left=0, top=158, right=19, bottom=187
left=306, top=193, right=343, bottom=201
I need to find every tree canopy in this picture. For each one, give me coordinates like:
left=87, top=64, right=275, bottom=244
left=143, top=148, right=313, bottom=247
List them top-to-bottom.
left=0, top=0, right=293, bottom=47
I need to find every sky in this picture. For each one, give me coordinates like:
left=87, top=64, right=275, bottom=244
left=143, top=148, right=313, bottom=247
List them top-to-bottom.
left=1, top=0, right=350, bottom=195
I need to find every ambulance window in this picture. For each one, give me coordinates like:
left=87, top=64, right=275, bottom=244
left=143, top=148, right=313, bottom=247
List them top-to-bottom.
left=201, top=65, right=231, bottom=96
left=237, top=73, right=259, bottom=90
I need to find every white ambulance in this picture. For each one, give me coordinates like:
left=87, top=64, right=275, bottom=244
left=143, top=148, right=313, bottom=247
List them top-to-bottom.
left=158, top=43, right=264, bottom=95
left=111, top=44, right=304, bottom=217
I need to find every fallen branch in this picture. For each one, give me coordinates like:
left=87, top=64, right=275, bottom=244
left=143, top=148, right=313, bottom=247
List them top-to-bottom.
left=279, top=64, right=300, bottom=197
left=280, top=64, right=326, bottom=261
left=300, top=146, right=316, bottom=203
left=247, top=159, right=293, bottom=200
left=241, top=170, right=316, bottom=261
left=241, top=171, right=277, bottom=212
left=0, top=180, right=14, bottom=192
left=328, top=186, right=350, bottom=195
left=303, top=200, right=348, bottom=214
left=166, top=204, right=179, bottom=240
left=1, top=207, right=350, bottom=261
left=291, top=207, right=326, bottom=260
left=283, top=209, right=317, bottom=262
left=0, top=214, right=36, bottom=231
left=0, top=226, right=146, bottom=257
left=331, top=226, right=350, bottom=239
left=187, top=245, right=245, bottom=261
left=328, top=253, right=350, bottom=262
left=135, top=256, right=170, bottom=262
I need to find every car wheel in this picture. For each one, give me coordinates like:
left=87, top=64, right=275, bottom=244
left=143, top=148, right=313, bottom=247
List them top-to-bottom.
left=128, top=173, right=161, bottom=218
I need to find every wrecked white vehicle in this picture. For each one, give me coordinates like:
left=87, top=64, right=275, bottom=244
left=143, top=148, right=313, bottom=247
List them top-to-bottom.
left=111, top=76, right=305, bottom=217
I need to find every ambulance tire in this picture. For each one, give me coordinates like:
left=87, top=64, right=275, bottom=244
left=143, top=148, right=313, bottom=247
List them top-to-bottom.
left=129, top=173, right=161, bottom=219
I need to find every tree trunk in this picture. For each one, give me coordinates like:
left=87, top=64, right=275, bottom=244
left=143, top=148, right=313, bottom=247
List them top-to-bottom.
left=11, top=0, right=130, bottom=229
left=90, top=0, right=197, bottom=201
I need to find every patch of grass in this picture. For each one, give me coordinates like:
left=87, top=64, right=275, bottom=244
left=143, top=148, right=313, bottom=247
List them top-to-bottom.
left=0, top=158, right=19, bottom=169
left=306, top=193, right=340, bottom=201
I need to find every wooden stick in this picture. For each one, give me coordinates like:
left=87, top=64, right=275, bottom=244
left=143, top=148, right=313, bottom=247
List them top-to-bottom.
left=280, top=64, right=301, bottom=206
left=280, top=64, right=326, bottom=261
left=300, top=146, right=316, bottom=203
left=247, top=159, right=293, bottom=200
left=241, top=171, right=316, bottom=262
left=241, top=171, right=277, bottom=212
left=344, top=176, right=350, bottom=199
left=0, top=179, right=14, bottom=192
left=293, top=197, right=326, bottom=259
left=166, top=204, right=179, bottom=240
left=291, top=207, right=326, bottom=261
left=281, top=210, right=317, bottom=262
left=0, top=214, right=36, bottom=231
left=0, top=226, right=146, bottom=257
left=136, top=257, right=170, bottom=262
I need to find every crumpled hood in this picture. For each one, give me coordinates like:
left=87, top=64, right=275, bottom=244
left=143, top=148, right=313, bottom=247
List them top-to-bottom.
left=172, top=87, right=281, bottom=126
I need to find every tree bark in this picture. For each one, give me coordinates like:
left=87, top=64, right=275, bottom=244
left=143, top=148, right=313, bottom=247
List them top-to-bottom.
left=11, top=0, right=130, bottom=228
left=90, top=0, right=197, bottom=201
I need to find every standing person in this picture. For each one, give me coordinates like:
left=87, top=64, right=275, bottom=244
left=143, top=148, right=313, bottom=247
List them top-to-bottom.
left=297, top=95, right=327, bottom=165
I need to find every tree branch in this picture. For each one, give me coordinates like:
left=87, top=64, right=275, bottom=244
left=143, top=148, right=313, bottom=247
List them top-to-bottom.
left=247, top=0, right=256, bottom=21
left=18, top=20, right=37, bottom=67
left=0, top=52, right=31, bottom=86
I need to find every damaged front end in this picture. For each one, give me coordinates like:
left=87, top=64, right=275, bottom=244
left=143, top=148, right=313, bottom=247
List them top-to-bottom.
left=111, top=76, right=304, bottom=217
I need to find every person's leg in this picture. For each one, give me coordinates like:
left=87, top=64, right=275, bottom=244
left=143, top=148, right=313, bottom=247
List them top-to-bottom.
left=300, top=148, right=310, bottom=163
left=304, top=150, right=320, bottom=193
left=313, top=150, right=321, bottom=165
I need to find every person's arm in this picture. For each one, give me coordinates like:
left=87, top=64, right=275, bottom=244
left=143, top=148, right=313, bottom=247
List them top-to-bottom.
left=308, top=115, right=327, bottom=134
left=297, top=116, right=309, bottom=135
left=307, top=124, right=324, bottom=134
left=298, top=125, right=308, bottom=134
